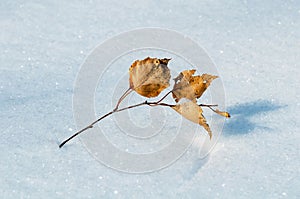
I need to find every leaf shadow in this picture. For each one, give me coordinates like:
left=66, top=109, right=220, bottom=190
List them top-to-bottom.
left=223, top=100, right=285, bottom=135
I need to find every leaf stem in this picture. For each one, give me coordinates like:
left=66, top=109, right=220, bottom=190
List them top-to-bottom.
left=113, top=88, right=133, bottom=111
left=155, top=90, right=172, bottom=104
left=199, top=104, right=219, bottom=113
left=199, top=104, right=218, bottom=107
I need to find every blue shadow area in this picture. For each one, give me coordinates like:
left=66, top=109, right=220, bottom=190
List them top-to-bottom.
left=223, top=100, right=285, bottom=135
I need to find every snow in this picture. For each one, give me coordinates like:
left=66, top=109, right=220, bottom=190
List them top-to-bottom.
left=1, top=0, right=299, bottom=198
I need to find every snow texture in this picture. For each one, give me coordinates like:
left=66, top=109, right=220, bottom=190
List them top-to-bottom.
left=1, top=0, right=299, bottom=198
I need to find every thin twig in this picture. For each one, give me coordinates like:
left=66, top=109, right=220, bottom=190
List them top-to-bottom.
left=59, top=94, right=174, bottom=148
left=59, top=111, right=114, bottom=148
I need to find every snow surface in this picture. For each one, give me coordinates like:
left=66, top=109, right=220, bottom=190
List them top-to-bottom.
left=1, top=0, right=299, bottom=198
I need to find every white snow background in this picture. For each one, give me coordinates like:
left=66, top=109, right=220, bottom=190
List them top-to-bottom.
left=1, top=0, right=299, bottom=198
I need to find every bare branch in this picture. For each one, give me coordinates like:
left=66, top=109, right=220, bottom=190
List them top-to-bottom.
left=59, top=91, right=174, bottom=148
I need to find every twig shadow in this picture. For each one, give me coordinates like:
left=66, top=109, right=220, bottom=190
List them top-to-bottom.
left=223, top=100, right=285, bottom=135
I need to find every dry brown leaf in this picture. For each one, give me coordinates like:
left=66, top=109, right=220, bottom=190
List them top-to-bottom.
left=129, top=57, right=171, bottom=98
left=172, top=69, right=218, bottom=102
left=172, top=101, right=212, bottom=139
left=215, top=109, right=231, bottom=118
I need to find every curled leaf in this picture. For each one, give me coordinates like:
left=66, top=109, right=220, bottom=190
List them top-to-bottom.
left=129, top=57, right=171, bottom=98
left=172, top=69, right=218, bottom=102
left=172, top=101, right=212, bottom=139
left=215, top=109, right=231, bottom=118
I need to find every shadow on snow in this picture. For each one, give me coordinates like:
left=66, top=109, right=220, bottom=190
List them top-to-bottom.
left=223, top=99, right=285, bottom=135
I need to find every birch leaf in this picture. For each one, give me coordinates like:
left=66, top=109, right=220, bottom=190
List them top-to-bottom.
left=129, top=57, right=171, bottom=98
left=172, top=69, right=218, bottom=102
left=172, top=101, right=212, bottom=139
left=215, top=109, right=231, bottom=118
